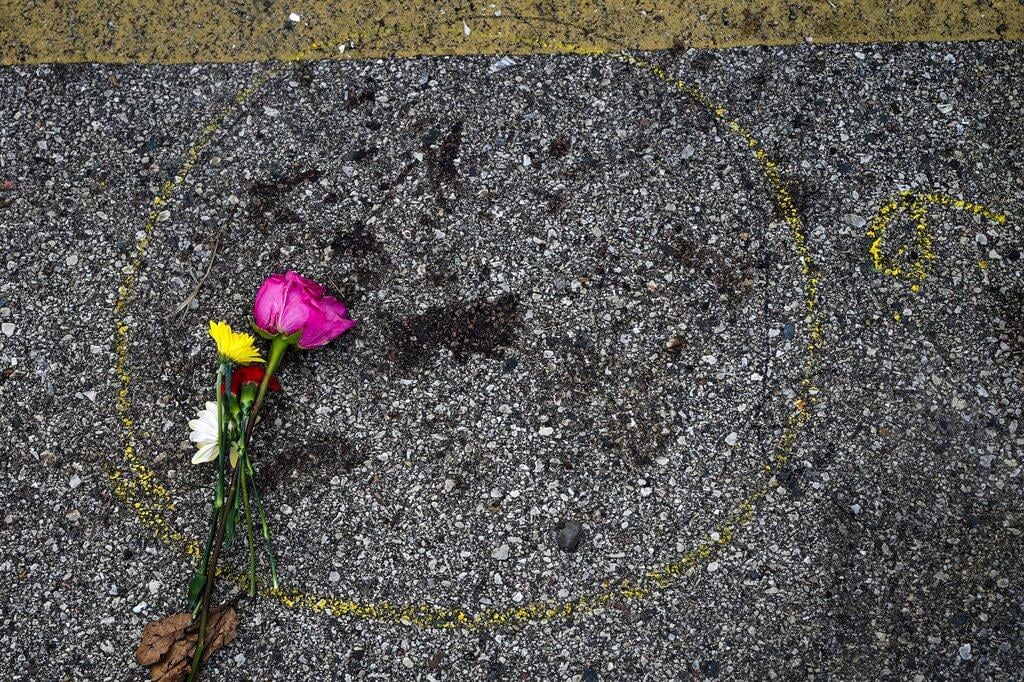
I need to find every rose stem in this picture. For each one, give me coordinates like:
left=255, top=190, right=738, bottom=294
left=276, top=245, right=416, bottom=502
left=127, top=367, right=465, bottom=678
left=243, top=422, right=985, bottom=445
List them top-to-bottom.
left=245, top=334, right=289, bottom=441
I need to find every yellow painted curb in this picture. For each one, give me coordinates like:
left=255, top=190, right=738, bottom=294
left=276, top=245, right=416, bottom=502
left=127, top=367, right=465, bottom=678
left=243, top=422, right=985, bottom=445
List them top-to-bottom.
left=1, top=0, right=1022, bottom=65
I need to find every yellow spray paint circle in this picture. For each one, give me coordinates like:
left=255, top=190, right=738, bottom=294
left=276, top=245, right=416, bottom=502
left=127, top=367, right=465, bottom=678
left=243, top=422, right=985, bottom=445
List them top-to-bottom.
left=108, top=39, right=826, bottom=628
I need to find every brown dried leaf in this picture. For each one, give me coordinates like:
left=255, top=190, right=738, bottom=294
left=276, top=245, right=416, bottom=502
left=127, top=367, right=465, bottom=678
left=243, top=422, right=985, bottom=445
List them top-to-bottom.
left=136, top=606, right=238, bottom=682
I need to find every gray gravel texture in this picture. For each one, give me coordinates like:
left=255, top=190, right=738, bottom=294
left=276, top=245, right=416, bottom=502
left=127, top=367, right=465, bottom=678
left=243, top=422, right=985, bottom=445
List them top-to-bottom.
left=1, top=41, right=1022, bottom=680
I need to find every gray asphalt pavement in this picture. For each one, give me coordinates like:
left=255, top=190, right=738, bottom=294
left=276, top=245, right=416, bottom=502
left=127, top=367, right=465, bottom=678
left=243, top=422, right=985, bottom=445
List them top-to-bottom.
left=1, top=41, right=1022, bottom=679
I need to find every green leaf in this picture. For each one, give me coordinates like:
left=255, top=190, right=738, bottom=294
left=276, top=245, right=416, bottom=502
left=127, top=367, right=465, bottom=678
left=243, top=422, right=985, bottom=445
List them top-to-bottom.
left=250, top=316, right=276, bottom=340
left=187, top=573, right=206, bottom=612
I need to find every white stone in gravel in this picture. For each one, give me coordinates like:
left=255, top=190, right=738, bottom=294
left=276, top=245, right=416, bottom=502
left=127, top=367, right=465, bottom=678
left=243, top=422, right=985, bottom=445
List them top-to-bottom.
left=681, top=144, right=695, bottom=159
left=65, top=254, right=78, bottom=266
left=1, top=323, right=14, bottom=337
left=538, top=426, right=553, bottom=437
left=725, top=432, right=738, bottom=446
left=69, top=474, right=82, bottom=489
left=491, top=544, right=510, bottom=561
left=707, top=561, right=720, bottom=573
left=329, top=571, right=340, bottom=582
left=147, top=580, right=162, bottom=594
left=132, top=602, right=147, bottom=614
left=958, top=643, right=972, bottom=660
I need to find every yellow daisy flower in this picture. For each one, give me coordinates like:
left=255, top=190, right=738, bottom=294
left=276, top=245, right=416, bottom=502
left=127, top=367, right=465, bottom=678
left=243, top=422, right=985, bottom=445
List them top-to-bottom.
left=209, top=320, right=264, bottom=365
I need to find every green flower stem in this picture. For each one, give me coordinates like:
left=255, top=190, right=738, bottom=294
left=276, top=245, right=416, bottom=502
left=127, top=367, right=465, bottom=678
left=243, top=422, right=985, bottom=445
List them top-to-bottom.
left=245, top=334, right=289, bottom=440
left=239, top=449, right=257, bottom=597
left=244, top=454, right=280, bottom=590
left=188, top=462, right=240, bottom=682
left=189, top=503, right=218, bottom=616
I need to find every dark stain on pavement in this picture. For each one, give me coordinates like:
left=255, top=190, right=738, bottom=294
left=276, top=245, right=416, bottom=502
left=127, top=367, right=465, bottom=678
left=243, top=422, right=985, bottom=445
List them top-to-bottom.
left=427, top=120, right=464, bottom=201
left=248, top=167, right=322, bottom=230
left=332, top=220, right=382, bottom=258
left=661, top=238, right=754, bottom=308
left=389, top=293, right=520, bottom=370
left=260, top=433, right=360, bottom=493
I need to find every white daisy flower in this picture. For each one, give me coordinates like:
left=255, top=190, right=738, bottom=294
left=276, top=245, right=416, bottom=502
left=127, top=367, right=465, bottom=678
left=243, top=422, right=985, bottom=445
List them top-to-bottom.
left=188, top=401, right=238, bottom=466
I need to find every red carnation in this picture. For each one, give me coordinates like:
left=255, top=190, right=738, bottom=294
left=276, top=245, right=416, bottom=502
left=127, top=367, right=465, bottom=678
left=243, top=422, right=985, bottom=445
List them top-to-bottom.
left=220, top=366, right=281, bottom=395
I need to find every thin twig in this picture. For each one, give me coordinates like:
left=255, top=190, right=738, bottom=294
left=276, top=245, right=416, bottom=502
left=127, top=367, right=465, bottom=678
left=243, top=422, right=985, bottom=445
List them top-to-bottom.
left=168, top=232, right=222, bottom=318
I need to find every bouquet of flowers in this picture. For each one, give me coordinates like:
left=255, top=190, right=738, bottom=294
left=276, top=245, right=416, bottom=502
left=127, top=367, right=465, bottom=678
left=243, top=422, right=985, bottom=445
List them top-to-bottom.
left=137, top=272, right=355, bottom=681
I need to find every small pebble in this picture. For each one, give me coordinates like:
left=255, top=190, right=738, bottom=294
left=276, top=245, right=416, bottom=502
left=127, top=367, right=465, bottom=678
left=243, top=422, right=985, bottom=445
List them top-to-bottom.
left=555, top=520, right=583, bottom=552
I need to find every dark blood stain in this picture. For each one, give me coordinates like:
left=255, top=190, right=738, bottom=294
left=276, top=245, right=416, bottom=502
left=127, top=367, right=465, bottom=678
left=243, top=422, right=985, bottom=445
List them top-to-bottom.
left=345, top=81, right=376, bottom=109
left=427, top=120, right=463, bottom=201
left=548, top=135, right=570, bottom=159
left=343, top=146, right=378, bottom=163
left=247, top=167, right=321, bottom=230
left=547, top=192, right=565, bottom=214
left=331, top=220, right=380, bottom=258
left=660, top=238, right=752, bottom=307
left=389, top=293, right=520, bottom=370
left=259, top=434, right=360, bottom=493
left=778, top=466, right=805, bottom=498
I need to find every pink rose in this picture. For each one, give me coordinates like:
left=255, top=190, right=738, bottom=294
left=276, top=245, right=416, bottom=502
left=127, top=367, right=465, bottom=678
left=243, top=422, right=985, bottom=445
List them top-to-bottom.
left=252, top=272, right=356, bottom=349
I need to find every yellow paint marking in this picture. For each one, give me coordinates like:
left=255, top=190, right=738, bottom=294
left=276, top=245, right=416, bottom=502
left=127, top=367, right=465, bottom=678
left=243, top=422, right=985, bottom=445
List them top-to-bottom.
left=2, top=1, right=1023, bottom=65
left=866, top=190, right=1007, bottom=291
